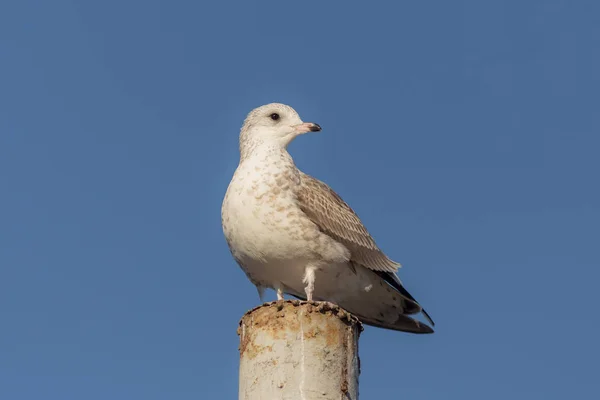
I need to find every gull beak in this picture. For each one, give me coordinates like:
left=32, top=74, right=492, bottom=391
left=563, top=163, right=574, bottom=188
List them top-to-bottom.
left=293, top=122, right=322, bottom=134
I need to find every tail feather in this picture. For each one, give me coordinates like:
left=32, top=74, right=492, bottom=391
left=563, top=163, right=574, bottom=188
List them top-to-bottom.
left=285, top=265, right=435, bottom=334
left=374, top=270, right=435, bottom=327
left=287, top=292, right=433, bottom=333
left=359, top=313, right=434, bottom=334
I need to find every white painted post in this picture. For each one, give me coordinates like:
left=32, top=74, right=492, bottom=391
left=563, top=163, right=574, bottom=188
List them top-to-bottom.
left=238, top=300, right=362, bottom=400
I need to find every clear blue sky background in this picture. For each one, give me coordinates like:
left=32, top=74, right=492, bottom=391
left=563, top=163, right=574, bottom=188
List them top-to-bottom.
left=1, top=1, right=599, bottom=399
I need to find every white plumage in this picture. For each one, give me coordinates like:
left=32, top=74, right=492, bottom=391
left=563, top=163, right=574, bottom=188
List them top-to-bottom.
left=221, top=103, right=434, bottom=333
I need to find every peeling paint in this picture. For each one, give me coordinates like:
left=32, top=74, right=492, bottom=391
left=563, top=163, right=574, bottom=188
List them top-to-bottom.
left=238, top=300, right=362, bottom=400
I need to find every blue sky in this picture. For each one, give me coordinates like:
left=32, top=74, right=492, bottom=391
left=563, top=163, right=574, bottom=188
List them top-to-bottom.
left=1, top=0, right=599, bottom=398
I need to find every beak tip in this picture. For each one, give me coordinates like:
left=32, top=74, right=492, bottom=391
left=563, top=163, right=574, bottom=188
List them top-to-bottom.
left=310, top=123, right=322, bottom=132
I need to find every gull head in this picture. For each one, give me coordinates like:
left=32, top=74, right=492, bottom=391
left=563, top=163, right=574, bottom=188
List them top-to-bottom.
left=239, top=103, right=321, bottom=154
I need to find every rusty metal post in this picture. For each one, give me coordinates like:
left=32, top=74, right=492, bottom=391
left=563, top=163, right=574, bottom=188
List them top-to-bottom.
left=238, top=300, right=362, bottom=400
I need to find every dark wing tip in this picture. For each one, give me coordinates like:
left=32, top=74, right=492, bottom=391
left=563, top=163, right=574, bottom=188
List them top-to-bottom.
left=374, top=271, right=435, bottom=325
left=287, top=293, right=435, bottom=334
left=421, top=308, right=435, bottom=327
left=361, top=314, right=435, bottom=334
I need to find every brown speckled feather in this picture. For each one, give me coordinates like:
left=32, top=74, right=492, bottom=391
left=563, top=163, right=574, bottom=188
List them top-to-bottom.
left=297, top=172, right=400, bottom=273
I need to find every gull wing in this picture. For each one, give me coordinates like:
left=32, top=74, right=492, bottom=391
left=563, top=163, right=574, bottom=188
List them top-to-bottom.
left=297, top=172, right=400, bottom=273
left=297, top=172, right=435, bottom=327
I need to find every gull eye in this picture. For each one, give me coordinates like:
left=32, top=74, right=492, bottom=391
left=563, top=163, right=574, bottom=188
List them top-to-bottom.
left=270, top=113, right=280, bottom=121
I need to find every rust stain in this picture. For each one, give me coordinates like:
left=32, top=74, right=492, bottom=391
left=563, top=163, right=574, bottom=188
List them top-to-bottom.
left=238, top=300, right=363, bottom=358
left=324, top=319, right=342, bottom=347
left=303, top=328, right=318, bottom=339
left=240, top=341, right=273, bottom=360
left=340, top=366, right=349, bottom=394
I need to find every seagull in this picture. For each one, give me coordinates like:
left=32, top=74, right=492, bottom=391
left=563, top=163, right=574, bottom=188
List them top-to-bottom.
left=221, top=103, right=434, bottom=333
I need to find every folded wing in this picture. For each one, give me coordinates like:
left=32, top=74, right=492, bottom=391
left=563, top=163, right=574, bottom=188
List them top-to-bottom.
left=296, top=172, right=434, bottom=327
